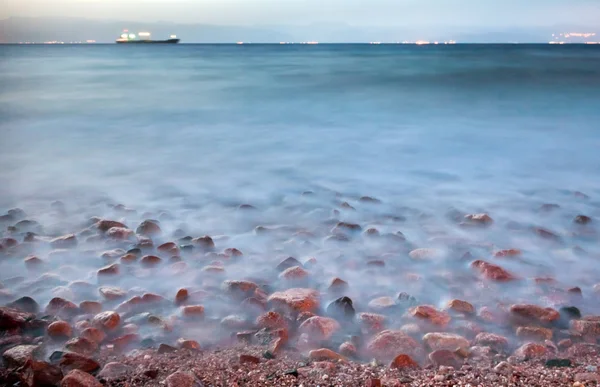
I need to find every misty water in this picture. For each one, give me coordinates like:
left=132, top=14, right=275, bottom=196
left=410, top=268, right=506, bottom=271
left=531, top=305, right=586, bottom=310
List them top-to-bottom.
left=1, top=44, right=600, bottom=348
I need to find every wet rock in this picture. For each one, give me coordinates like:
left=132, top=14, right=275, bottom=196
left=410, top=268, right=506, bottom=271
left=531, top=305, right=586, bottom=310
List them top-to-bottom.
left=359, top=196, right=381, bottom=203
left=463, top=213, right=493, bottom=226
left=574, top=215, right=592, bottom=225
left=97, top=220, right=127, bottom=232
left=136, top=220, right=161, bottom=236
left=332, top=222, right=362, bottom=233
left=532, top=227, right=561, bottom=241
left=51, top=234, right=78, bottom=249
left=191, top=236, right=214, bottom=249
left=157, top=242, right=179, bottom=255
left=494, top=249, right=522, bottom=258
left=24, top=255, right=45, bottom=270
left=140, top=255, right=162, bottom=267
left=275, top=257, right=303, bottom=272
left=471, top=260, right=516, bottom=282
left=97, top=263, right=119, bottom=277
left=279, top=265, right=309, bottom=280
left=328, top=277, right=349, bottom=293
left=99, top=286, right=126, bottom=301
left=175, top=288, right=189, bottom=305
left=267, top=288, right=319, bottom=313
left=326, top=296, right=356, bottom=320
left=368, top=296, right=397, bottom=313
left=7, top=297, right=39, bottom=314
left=46, top=298, right=79, bottom=318
left=446, top=299, right=475, bottom=315
left=79, top=301, right=102, bottom=315
left=510, top=304, right=560, bottom=324
left=182, top=305, right=205, bottom=319
left=409, top=305, right=451, bottom=327
left=92, top=311, right=120, bottom=331
left=255, top=311, right=288, bottom=330
left=357, top=312, right=387, bottom=334
left=298, top=316, right=341, bottom=341
left=47, top=321, right=73, bottom=339
left=516, top=326, right=553, bottom=342
left=367, top=330, right=424, bottom=361
left=423, top=332, right=469, bottom=351
left=473, top=332, right=509, bottom=352
left=110, top=334, right=140, bottom=351
left=64, top=338, right=97, bottom=356
left=177, top=339, right=201, bottom=350
left=514, top=342, right=548, bottom=359
left=157, top=343, right=177, bottom=354
left=3, top=345, right=41, bottom=368
left=308, top=348, right=346, bottom=362
left=428, top=349, right=462, bottom=368
left=58, top=352, right=100, bottom=373
left=390, top=354, right=419, bottom=370
left=19, top=360, right=63, bottom=387
left=98, top=362, right=132, bottom=380
left=61, top=369, right=102, bottom=387
left=165, top=371, right=203, bottom=387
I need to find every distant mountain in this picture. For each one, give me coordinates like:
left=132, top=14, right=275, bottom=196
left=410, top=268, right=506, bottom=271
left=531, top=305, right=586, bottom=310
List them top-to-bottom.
left=0, top=17, right=596, bottom=43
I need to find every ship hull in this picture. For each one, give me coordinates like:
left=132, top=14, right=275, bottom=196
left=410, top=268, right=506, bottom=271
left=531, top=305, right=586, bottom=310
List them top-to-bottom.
left=116, top=39, right=180, bottom=44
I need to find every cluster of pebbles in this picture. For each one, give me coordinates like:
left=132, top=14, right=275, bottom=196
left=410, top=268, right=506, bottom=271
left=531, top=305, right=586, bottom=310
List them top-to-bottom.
left=1, top=190, right=599, bottom=386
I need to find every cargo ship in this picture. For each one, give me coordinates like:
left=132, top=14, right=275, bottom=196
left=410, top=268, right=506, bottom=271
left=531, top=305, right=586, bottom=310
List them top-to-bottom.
left=116, top=31, right=180, bottom=44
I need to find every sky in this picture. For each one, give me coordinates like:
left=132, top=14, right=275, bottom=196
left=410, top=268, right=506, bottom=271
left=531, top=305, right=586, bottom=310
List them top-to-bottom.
left=3, top=0, right=600, bottom=27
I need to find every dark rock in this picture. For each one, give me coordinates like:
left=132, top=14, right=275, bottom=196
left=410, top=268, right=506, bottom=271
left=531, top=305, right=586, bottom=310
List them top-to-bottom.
left=574, top=215, right=592, bottom=225
left=275, top=257, right=302, bottom=272
left=326, top=296, right=356, bottom=320
left=0, top=307, right=36, bottom=331
left=157, top=344, right=177, bottom=354
left=3, top=345, right=41, bottom=368
left=263, top=351, right=275, bottom=359
left=58, top=352, right=100, bottom=373
left=239, top=354, right=260, bottom=364
left=545, top=359, right=572, bottom=368
left=21, top=360, right=63, bottom=387
left=144, top=369, right=159, bottom=379
left=284, top=369, right=298, bottom=377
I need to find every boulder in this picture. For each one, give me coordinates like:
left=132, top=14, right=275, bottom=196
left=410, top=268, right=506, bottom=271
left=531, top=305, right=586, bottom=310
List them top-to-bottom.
left=61, top=369, right=102, bottom=387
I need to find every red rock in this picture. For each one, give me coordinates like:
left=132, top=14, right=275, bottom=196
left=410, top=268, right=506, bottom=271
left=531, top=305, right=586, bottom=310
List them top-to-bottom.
left=464, top=213, right=494, bottom=226
left=574, top=215, right=592, bottom=225
left=97, top=220, right=127, bottom=232
left=136, top=220, right=161, bottom=236
left=333, top=222, right=362, bottom=233
left=106, top=227, right=133, bottom=240
left=532, top=227, right=561, bottom=241
left=364, top=228, right=380, bottom=236
left=51, top=234, right=78, bottom=249
left=192, top=235, right=214, bottom=249
left=0, top=237, right=18, bottom=248
left=157, top=242, right=179, bottom=255
left=224, top=247, right=243, bottom=257
left=101, top=249, right=126, bottom=260
left=494, top=249, right=522, bottom=258
left=120, top=253, right=137, bottom=264
left=140, top=255, right=162, bottom=267
left=471, top=260, right=516, bottom=282
left=97, top=263, right=119, bottom=277
left=202, top=265, right=225, bottom=273
left=279, top=265, right=309, bottom=280
left=328, top=277, right=349, bottom=292
left=223, top=280, right=259, bottom=299
left=98, top=286, right=126, bottom=300
left=175, top=288, right=189, bottom=305
left=267, top=288, right=320, bottom=313
left=368, top=296, right=397, bottom=312
left=46, top=298, right=79, bottom=318
left=446, top=299, right=475, bottom=314
left=79, top=301, right=102, bottom=315
left=509, top=304, right=560, bottom=324
left=182, top=305, right=205, bottom=319
left=409, top=305, right=451, bottom=327
left=0, top=307, right=36, bottom=330
left=92, top=311, right=120, bottom=331
left=255, top=311, right=287, bottom=330
left=357, top=312, right=387, bottom=334
left=298, top=316, right=341, bottom=341
left=571, top=317, right=600, bottom=336
left=47, top=321, right=72, bottom=339
left=516, top=326, right=553, bottom=342
left=80, top=328, right=105, bottom=344
left=367, top=330, right=424, bottom=361
left=423, top=332, right=469, bottom=351
left=473, top=332, right=509, bottom=352
left=109, top=334, right=140, bottom=351
left=65, top=338, right=97, bottom=356
left=177, top=338, right=201, bottom=350
left=557, top=338, right=572, bottom=350
left=339, top=342, right=357, bottom=358
left=513, top=342, right=548, bottom=359
left=2, top=345, right=40, bottom=368
left=309, top=348, right=346, bottom=361
left=428, top=349, right=462, bottom=368
left=59, top=352, right=100, bottom=373
left=239, top=354, right=260, bottom=364
left=390, top=354, right=419, bottom=369
left=20, top=359, right=63, bottom=386
left=61, top=369, right=102, bottom=387
left=164, top=371, right=202, bottom=387
left=365, top=379, right=382, bottom=387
